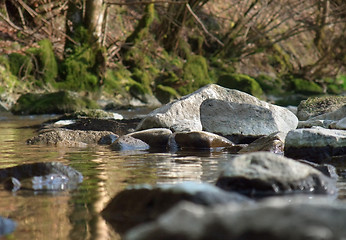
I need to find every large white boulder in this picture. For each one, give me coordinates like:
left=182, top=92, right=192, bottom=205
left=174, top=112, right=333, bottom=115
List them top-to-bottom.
left=136, top=84, right=298, bottom=135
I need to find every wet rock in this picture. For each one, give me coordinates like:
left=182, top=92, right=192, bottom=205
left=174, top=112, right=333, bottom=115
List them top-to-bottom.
left=136, top=84, right=298, bottom=133
left=11, top=91, right=98, bottom=115
left=297, top=96, right=346, bottom=121
left=200, top=99, right=297, bottom=138
left=56, top=118, right=141, bottom=136
left=285, top=127, right=346, bottom=162
left=27, top=128, right=117, bottom=147
left=127, top=128, right=172, bottom=149
left=169, top=131, right=234, bottom=150
left=238, top=132, right=286, bottom=154
left=98, top=134, right=119, bottom=145
left=110, top=135, right=150, bottom=151
left=215, top=152, right=336, bottom=197
left=0, top=162, right=83, bottom=191
left=102, top=182, right=251, bottom=233
left=125, top=197, right=346, bottom=240
left=0, top=217, right=16, bottom=237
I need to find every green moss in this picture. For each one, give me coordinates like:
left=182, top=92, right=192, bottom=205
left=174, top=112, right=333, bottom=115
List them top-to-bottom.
left=125, top=3, right=155, bottom=46
left=26, top=39, right=58, bottom=84
left=59, top=44, right=99, bottom=91
left=268, top=44, right=293, bottom=74
left=8, top=52, right=33, bottom=78
left=180, top=55, right=212, bottom=95
left=0, top=57, right=25, bottom=94
left=131, top=68, right=153, bottom=93
left=217, top=73, right=264, bottom=98
left=255, top=74, right=284, bottom=94
left=326, top=75, right=346, bottom=94
left=290, top=78, right=324, bottom=95
left=155, top=84, right=180, bottom=103
left=11, top=91, right=98, bottom=115
left=66, top=109, right=116, bottom=119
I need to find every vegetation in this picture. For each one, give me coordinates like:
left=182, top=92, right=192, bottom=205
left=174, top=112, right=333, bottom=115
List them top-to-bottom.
left=0, top=0, right=345, bottom=112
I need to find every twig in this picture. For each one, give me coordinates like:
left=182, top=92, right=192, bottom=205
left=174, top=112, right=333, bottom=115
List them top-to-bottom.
left=105, top=0, right=187, bottom=5
left=185, top=3, right=224, bottom=47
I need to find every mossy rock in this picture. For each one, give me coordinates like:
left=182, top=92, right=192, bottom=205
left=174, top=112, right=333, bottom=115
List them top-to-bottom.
left=179, top=55, right=212, bottom=95
left=217, top=73, right=264, bottom=98
left=255, top=74, right=284, bottom=94
left=326, top=75, right=346, bottom=94
left=290, top=78, right=324, bottom=95
left=11, top=91, right=98, bottom=115
left=297, top=95, right=346, bottom=120
left=64, top=109, right=116, bottom=119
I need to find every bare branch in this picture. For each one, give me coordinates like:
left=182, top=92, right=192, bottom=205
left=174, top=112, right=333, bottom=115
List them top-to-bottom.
left=185, top=3, right=224, bottom=47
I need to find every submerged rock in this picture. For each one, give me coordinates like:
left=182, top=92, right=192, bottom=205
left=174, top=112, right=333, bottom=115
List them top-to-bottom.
left=136, top=84, right=298, bottom=133
left=200, top=99, right=297, bottom=137
left=285, top=127, right=346, bottom=162
left=27, top=128, right=117, bottom=147
left=169, top=131, right=234, bottom=150
left=215, top=152, right=336, bottom=197
left=0, top=162, right=83, bottom=191
left=102, top=182, right=251, bottom=233
left=125, top=197, right=346, bottom=240
left=0, top=217, right=16, bottom=237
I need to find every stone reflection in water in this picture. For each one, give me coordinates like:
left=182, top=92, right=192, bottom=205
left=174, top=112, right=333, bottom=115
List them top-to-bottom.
left=156, top=155, right=203, bottom=183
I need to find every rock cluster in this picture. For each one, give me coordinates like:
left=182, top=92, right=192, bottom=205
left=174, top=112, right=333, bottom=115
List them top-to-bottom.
left=21, top=84, right=346, bottom=239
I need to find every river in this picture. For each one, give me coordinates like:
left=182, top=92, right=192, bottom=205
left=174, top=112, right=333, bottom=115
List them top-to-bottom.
left=0, top=111, right=243, bottom=239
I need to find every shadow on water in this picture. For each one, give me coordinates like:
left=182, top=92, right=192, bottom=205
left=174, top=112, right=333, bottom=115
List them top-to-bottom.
left=0, top=113, right=345, bottom=239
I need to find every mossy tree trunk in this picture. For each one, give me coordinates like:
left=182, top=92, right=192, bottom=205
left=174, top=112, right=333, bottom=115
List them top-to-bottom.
left=63, top=0, right=107, bottom=90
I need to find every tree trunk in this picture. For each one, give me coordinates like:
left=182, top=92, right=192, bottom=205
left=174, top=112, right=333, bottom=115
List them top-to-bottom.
left=85, top=0, right=106, bottom=44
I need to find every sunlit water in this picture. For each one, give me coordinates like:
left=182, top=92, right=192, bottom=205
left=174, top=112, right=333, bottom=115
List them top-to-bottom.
left=0, top=112, right=241, bottom=240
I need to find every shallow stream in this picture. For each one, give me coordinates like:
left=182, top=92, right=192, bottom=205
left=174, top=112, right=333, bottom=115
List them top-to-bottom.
left=0, top=111, right=346, bottom=240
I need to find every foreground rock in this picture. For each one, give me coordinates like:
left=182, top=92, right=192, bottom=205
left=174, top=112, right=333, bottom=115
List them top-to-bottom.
left=136, top=84, right=298, bottom=134
left=297, top=95, right=346, bottom=121
left=200, top=99, right=297, bottom=138
left=285, top=127, right=346, bottom=162
left=27, top=128, right=117, bottom=147
left=169, top=131, right=234, bottom=150
left=216, top=152, right=336, bottom=197
left=0, top=162, right=83, bottom=191
left=102, top=182, right=251, bottom=233
left=125, top=197, right=346, bottom=240
left=0, top=217, right=16, bottom=237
